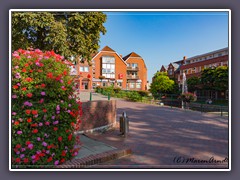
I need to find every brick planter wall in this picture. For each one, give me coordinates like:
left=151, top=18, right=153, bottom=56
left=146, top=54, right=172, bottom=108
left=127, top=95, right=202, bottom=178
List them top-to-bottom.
left=79, top=100, right=116, bottom=133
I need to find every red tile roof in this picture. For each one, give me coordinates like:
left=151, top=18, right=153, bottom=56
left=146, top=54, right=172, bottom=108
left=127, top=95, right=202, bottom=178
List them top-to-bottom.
left=101, top=46, right=116, bottom=52
left=122, top=52, right=141, bottom=61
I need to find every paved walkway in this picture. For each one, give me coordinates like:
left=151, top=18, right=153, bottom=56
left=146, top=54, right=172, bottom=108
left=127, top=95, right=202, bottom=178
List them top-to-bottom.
left=86, top=99, right=229, bottom=169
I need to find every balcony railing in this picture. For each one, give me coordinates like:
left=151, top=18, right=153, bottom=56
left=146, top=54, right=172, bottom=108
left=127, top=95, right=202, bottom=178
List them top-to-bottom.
left=127, top=66, right=139, bottom=71
left=127, top=75, right=139, bottom=79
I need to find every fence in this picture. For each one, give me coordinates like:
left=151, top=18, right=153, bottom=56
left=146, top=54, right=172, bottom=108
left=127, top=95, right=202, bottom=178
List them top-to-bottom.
left=142, top=94, right=229, bottom=117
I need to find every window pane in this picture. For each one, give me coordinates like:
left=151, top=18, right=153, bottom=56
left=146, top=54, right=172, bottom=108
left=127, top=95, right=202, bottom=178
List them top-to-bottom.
left=102, top=64, right=107, bottom=68
left=80, top=67, right=84, bottom=72
left=84, top=67, right=89, bottom=72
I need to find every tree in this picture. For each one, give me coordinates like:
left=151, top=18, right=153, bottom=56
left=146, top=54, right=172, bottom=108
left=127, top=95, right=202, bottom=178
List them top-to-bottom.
left=12, top=12, right=107, bottom=63
left=201, top=66, right=228, bottom=91
left=212, top=66, right=228, bottom=91
left=201, top=68, right=215, bottom=90
left=150, top=72, right=175, bottom=98
left=187, top=76, right=200, bottom=93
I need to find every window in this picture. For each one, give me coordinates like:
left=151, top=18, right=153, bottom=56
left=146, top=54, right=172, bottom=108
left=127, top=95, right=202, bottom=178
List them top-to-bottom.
left=218, top=53, right=222, bottom=57
left=102, top=56, right=115, bottom=78
left=132, top=63, right=138, bottom=68
left=80, top=66, right=89, bottom=72
left=80, top=66, right=84, bottom=72
left=168, top=69, right=173, bottom=75
left=117, top=82, right=122, bottom=87
left=129, top=82, right=135, bottom=88
left=136, top=82, right=141, bottom=88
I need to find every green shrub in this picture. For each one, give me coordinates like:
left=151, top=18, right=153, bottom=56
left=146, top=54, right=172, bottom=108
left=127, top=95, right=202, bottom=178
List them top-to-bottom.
left=11, top=49, right=81, bottom=167
left=113, top=87, right=121, bottom=93
left=138, top=90, right=149, bottom=97
left=127, top=91, right=142, bottom=102
left=180, top=92, right=197, bottom=102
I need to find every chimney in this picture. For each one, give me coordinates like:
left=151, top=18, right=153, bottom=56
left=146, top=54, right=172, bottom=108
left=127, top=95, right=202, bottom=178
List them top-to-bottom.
left=120, top=54, right=122, bottom=58
left=183, top=56, right=187, bottom=65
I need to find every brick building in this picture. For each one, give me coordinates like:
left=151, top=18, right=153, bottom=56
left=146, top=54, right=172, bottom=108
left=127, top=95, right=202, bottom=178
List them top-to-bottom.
left=75, top=46, right=148, bottom=91
left=156, top=47, right=229, bottom=99
left=179, top=47, right=229, bottom=99
left=179, top=47, right=228, bottom=81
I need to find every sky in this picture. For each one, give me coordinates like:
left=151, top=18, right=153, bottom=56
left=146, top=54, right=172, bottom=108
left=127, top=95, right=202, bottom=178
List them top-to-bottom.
left=98, top=11, right=229, bottom=82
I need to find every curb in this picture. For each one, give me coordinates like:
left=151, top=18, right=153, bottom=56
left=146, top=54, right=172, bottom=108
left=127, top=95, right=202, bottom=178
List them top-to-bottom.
left=57, top=148, right=132, bottom=168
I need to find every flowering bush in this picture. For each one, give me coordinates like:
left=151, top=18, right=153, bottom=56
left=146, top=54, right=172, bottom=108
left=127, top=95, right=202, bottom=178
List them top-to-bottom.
left=11, top=49, right=82, bottom=167
left=180, top=92, right=197, bottom=102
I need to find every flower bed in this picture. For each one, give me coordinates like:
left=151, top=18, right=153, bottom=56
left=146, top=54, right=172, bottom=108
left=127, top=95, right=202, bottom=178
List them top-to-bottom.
left=11, top=49, right=82, bottom=167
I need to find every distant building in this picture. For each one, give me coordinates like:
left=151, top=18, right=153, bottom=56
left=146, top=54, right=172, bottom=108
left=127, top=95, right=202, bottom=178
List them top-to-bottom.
left=74, top=46, right=148, bottom=91
left=157, top=47, right=229, bottom=99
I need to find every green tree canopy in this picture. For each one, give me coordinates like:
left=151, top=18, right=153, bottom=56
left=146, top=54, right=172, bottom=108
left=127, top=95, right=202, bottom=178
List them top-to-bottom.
left=12, top=12, right=107, bottom=62
left=201, top=66, right=228, bottom=91
left=150, top=72, right=175, bottom=98
left=187, top=76, right=200, bottom=92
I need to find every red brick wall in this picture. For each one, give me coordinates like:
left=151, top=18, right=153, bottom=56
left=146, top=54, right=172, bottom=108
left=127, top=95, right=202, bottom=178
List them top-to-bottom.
left=92, top=52, right=127, bottom=89
left=180, top=55, right=228, bottom=70
left=126, top=58, right=147, bottom=90
left=76, top=61, right=93, bottom=90
left=79, top=100, right=116, bottom=132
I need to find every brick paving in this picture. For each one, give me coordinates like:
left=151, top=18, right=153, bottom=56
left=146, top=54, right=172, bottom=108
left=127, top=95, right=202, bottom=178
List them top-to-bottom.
left=86, top=100, right=229, bottom=169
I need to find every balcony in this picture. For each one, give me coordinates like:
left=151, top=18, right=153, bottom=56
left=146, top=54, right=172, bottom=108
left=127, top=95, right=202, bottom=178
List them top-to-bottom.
left=127, top=66, right=139, bottom=71
left=127, top=75, right=139, bottom=79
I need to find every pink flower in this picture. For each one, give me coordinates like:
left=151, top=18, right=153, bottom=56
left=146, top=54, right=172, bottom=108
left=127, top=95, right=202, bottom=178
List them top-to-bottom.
left=15, top=73, right=21, bottom=79
left=41, top=92, right=46, bottom=96
left=12, top=95, right=17, bottom=99
left=39, top=98, right=44, bottom=103
left=24, top=101, right=32, bottom=106
left=56, top=105, right=60, bottom=111
left=12, top=112, right=17, bottom=116
left=51, top=116, right=55, bottom=119
left=53, top=121, right=59, bottom=125
left=39, top=122, right=43, bottom=126
left=45, top=122, right=50, bottom=126
left=17, top=131, right=22, bottom=135
left=37, top=137, right=41, bottom=141
left=42, top=142, right=47, bottom=147
left=28, top=144, right=34, bottom=150
left=20, top=154, right=25, bottom=159
left=31, top=155, right=36, bottom=159
left=54, top=160, right=59, bottom=165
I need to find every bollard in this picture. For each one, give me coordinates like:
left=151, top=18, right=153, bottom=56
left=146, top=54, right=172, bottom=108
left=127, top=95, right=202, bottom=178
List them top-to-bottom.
left=90, top=92, right=92, bottom=101
left=108, top=93, right=110, bottom=101
left=220, top=105, right=223, bottom=116
left=119, top=111, right=129, bottom=137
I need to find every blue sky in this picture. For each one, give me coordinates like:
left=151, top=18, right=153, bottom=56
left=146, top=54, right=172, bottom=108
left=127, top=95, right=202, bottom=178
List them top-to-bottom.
left=99, top=11, right=229, bottom=82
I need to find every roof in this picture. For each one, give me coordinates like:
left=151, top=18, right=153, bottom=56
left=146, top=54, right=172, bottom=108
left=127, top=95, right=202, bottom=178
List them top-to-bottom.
left=101, top=46, right=116, bottom=52
left=185, top=47, right=228, bottom=61
left=122, top=52, right=141, bottom=61
left=173, top=59, right=184, bottom=64
left=172, top=63, right=180, bottom=69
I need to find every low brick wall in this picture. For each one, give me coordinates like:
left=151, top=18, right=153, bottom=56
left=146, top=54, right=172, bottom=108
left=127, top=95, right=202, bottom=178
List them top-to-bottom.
left=79, top=100, right=116, bottom=133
